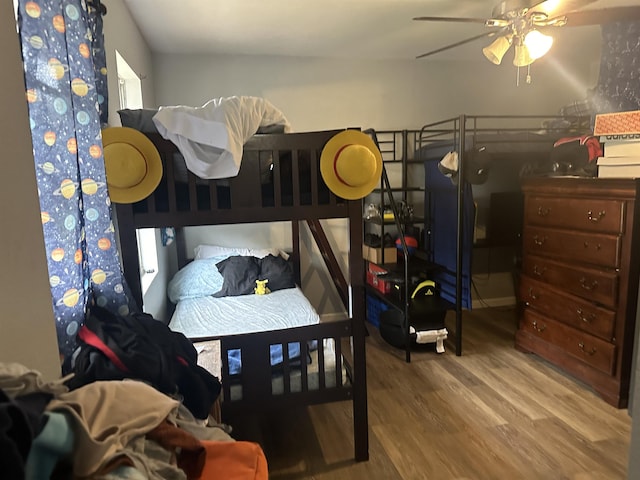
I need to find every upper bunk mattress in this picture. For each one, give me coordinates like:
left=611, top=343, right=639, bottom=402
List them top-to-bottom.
left=169, top=286, right=320, bottom=339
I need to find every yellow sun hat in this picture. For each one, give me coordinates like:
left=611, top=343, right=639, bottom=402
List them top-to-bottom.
left=102, top=126, right=163, bottom=204
left=320, top=130, right=383, bottom=200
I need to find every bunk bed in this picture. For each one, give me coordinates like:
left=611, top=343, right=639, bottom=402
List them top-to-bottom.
left=388, top=115, right=592, bottom=356
left=114, top=127, right=369, bottom=462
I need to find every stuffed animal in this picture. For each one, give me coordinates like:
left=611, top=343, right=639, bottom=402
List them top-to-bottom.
left=254, top=279, right=271, bottom=295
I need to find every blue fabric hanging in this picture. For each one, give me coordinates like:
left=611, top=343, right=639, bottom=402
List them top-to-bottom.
left=18, top=0, right=137, bottom=359
left=423, top=147, right=474, bottom=310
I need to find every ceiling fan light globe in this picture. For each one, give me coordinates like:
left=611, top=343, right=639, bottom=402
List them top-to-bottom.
left=524, top=30, right=553, bottom=59
left=482, top=35, right=512, bottom=65
left=513, top=44, right=534, bottom=67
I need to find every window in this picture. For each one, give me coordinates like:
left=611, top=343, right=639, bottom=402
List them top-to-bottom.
left=115, top=50, right=142, bottom=109
left=115, top=51, right=157, bottom=294
left=136, top=228, right=158, bottom=294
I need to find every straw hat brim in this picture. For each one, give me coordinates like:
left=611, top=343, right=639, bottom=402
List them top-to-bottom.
left=102, top=127, right=163, bottom=204
left=320, top=130, right=382, bottom=200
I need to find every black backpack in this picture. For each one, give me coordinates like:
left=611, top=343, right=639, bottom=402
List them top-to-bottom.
left=65, top=306, right=221, bottom=419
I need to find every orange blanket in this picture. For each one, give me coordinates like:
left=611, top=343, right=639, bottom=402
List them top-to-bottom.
left=198, top=440, right=268, bottom=480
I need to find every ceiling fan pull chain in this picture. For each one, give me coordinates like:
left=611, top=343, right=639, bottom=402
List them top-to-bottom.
left=526, top=65, right=532, bottom=84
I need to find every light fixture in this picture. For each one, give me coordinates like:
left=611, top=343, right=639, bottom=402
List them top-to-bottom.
left=523, top=30, right=553, bottom=60
left=482, top=35, right=513, bottom=65
left=513, top=42, right=534, bottom=67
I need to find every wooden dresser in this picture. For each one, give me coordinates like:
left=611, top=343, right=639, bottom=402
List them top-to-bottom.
left=516, top=177, right=640, bottom=408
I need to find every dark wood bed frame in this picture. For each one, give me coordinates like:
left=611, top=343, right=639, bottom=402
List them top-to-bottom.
left=115, top=130, right=369, bottom=462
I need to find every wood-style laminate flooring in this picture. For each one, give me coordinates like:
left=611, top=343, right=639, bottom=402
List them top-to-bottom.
left=231, top=306, right=632, bottom=479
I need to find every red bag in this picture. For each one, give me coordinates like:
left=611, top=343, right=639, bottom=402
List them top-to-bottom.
left=550, top=135, right=603, bottom=175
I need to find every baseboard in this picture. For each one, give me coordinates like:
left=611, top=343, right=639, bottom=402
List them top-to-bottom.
left=472, top=296, right=516, bottom=309
left=319, top=312, right=348, bottom=322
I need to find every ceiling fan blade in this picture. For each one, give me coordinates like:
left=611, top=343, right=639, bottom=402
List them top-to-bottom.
left=490, top=0, right=596, bottom=18
left=527, top=0, right=597, bottom=18
left=560, top=6, right=640, bottom=27
left=413, top=16, right=509, bottom=27
left=416, top=31, right=499, bottom=60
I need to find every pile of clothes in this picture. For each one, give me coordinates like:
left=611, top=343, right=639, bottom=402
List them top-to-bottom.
left=1, top=363, right=268, bottom=479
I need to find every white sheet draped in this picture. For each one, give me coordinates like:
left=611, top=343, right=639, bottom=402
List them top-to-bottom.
left=153, top=96, right=291, bottom=179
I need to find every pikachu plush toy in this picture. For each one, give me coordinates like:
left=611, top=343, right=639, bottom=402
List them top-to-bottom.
left=254, top=279, right=271, bottom=295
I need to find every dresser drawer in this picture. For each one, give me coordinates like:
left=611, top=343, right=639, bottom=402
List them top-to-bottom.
left=525, top=195, right=625, bottom=234
left=523, top=226, right=621, bottom=268
left=521, top=254, right=619, bottom=308
left=519, top=275, right=616, bottom=341
left=521, top=310, right=616, bottom=375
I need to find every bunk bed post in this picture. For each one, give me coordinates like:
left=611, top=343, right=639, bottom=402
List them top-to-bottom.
left=455, top=115, right=466, bottom=356
left=347, top=198, right=369, bottom=461
left=115, top=203, right=143, bottom=309
left=291, top=220, right=301, bottom=286
left=174, top=227, right=188, bottom=268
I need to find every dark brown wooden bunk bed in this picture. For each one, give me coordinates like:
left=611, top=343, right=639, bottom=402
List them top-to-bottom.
left=114, top=129, right=369, bottom=462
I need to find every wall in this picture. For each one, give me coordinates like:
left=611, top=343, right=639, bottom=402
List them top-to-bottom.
left=102, top=0, right=170, bottom=320
left=103, top=0, right=156, bottom=125
left=0, top=1, right=61, bottom=380
left=149, top=52, right=599, bottom=316
left=153, top=53, right=598, bottom=131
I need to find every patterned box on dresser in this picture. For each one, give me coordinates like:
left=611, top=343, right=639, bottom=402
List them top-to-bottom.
left=516, top=177, right=640, bottom=408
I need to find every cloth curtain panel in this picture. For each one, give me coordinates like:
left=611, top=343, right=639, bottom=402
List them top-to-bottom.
left=18, top=0, right=136, bottom=360
left=592, top=21, right=640, bottom=114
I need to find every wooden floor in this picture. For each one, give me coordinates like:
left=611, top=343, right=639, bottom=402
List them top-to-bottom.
left=233, top=307, right=632, bottom=479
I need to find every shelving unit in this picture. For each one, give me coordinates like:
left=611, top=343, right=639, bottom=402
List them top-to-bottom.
left=364, top=130, right=455, bottom=361
left=364, top=130, right=424, bottom=250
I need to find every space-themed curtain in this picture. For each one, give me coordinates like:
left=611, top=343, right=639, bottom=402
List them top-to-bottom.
left=17, top=0, right=136, bottom=361
left=591, top=21, right=640, bottom=114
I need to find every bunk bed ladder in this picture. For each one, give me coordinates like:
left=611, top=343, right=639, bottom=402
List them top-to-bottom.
left=365, top=129, right=413, bottom=362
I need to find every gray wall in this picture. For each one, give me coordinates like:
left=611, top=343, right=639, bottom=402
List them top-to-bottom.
left=0, top=1, right=61, bottom=379
left=152, top=53, right=598, bottom=132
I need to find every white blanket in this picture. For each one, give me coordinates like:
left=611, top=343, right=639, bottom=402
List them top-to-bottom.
left=153, top=96, right=291, bottom=179
left=169, top=287, right=319, bottom=338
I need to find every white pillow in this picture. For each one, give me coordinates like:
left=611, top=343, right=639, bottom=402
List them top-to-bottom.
left=194, top=244, right=280, bottom=260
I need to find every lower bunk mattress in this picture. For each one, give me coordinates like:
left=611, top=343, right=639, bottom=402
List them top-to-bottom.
left=168, top=287, right=349, bottom=401
left=170, top=287, right=320, bottom=337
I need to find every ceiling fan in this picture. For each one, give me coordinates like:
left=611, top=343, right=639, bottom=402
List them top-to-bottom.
left=414, top=0, right=640, bottom=67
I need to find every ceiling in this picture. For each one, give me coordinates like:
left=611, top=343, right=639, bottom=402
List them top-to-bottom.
left=122, top=0, right=637, bottom=61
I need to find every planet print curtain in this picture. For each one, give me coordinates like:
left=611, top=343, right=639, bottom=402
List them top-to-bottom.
left=17, top=0, right=137, bottom=361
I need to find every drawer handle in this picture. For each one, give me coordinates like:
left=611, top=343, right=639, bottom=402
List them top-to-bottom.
left=537, top=206, right=550, bottom=217
left=587, top=210, right=606, bottom=222
left=533, top=235, right=547, bottom=246
left=582, top=241, right=602, bottom=250
left=533, top=265, right=546, bottom=277
left=579, top=277, right=598, bottom=291
left=528, top=287, right=538, bottom=300
left=576, top=308, right=595, bottom=323
left=532, top=320, right=546, bottom=333
left=578, top=341, right=597, bottom=356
